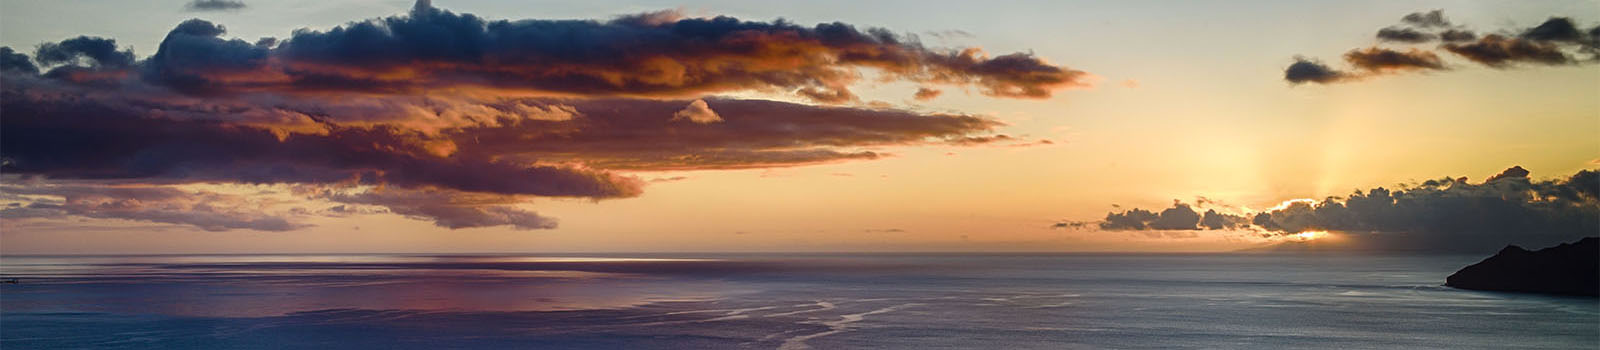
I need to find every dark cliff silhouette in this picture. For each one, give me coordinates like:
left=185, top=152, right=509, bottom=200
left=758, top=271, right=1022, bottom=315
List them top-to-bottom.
left=1445, top=237, right=1599, bottom=296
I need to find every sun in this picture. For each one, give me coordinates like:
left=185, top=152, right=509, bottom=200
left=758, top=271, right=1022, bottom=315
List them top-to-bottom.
left=1294, top=231, right=1329, bottom=240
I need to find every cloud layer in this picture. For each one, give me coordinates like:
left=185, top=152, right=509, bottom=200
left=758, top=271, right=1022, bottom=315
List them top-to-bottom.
left=185, top=0, right=247, bottom=12
left=0, top=1, right=1056, bottom=231
left=142, top=1, right=1086, bottom=102
left=1286, top=11, right=1598, bottom=84
left=1, top=182, right=302, bottom=232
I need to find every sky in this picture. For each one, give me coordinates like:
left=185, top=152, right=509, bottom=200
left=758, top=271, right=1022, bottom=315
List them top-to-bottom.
left=0, top=0, right=1595, bottom=254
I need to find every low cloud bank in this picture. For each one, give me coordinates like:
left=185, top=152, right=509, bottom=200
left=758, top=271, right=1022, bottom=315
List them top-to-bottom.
left=1074, top=166, right=1599, bottom=252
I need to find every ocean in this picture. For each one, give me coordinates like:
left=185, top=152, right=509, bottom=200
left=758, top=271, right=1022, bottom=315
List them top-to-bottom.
left=1, top=253, right=1595, bottom=349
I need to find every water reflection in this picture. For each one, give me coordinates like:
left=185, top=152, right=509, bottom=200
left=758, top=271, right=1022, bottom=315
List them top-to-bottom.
left=2, top=254, right=1594, bottom=349
left=0, top=255, right=742, bottom=317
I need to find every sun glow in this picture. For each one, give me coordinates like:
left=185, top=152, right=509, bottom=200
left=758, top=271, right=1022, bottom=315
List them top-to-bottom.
left=1267, top=198, right=1319, bottom=212
left=1294, top=230, right=1329, bottom=240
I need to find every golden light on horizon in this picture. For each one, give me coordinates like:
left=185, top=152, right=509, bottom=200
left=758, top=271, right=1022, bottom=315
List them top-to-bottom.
left=1294, top=230, right=1329, bottom=241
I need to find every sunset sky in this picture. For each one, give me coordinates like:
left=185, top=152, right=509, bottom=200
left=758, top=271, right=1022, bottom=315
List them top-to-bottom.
left=1, top=0, right=1595, bottom=254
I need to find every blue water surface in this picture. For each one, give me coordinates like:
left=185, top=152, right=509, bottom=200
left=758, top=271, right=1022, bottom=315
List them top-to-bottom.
left=1, top=253, right=1595, bottom=349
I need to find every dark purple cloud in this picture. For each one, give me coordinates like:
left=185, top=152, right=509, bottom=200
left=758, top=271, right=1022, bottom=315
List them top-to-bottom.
left=185, top=0, right=247, bottom=11
left=0, top=1, right=1064, bottom=231
left=137, top=1, right=1087, bottom=102
left=1401, top=10, right=1452, bottom=28
left=1285, top=12, right=1596, bottom=84
left=1520, top=17, right=1586, bottom=43
left=1376, top=27, right=1435, bottom=43
left=1439, top=29, right=1477, bottom=42
left=0, top=33, right=1006, bottom=232
left=1443, top=34, right=1573, bottom=67
left=33, top=36, right=136, bottom=68
left=0, top=47, right=37, bottom=74
left=1343, top=47, right=1446, bottom=72
left=1284, top=58, right=1347, bottom=84
left=0, top=80, right=645, bottom=199
left=0, top=182, right=303, bottom=231
left=311, top=187, right=556, bottom=230
left=1095, top=202, right=1230, bottom=231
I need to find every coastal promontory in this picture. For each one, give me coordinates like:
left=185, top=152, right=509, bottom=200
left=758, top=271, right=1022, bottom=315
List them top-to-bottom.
left=1446, top=237, right=1599, bottom=297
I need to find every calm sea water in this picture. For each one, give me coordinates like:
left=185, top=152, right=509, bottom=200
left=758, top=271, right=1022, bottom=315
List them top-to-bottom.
left=1, top=253, right=1595, bottom=349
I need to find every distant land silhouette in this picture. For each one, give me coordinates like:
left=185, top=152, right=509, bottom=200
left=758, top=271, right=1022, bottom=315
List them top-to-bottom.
left=1239, top=232, right=1592, bottom=254
left=1446, top=237, right=1599, bottom=297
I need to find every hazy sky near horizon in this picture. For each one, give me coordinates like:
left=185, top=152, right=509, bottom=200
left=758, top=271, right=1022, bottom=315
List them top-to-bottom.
left=0, top=0, right=1596, bottom=254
